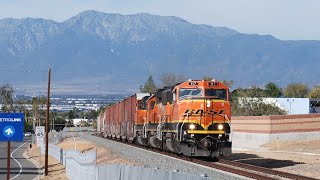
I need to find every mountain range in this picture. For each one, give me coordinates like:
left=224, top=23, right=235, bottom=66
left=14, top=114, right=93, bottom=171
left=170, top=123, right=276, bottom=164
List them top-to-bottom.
left=1, top=10, right=320, bottom=95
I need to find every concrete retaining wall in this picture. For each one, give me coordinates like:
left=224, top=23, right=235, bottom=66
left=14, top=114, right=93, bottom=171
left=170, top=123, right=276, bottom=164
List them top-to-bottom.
left=231, top=114, right=320, bottom=150
left=232, top=131, right=320, bottom=150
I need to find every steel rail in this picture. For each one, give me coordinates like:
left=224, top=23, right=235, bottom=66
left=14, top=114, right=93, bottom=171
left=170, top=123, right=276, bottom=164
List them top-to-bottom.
left=218, top=159, right=318, bottom=180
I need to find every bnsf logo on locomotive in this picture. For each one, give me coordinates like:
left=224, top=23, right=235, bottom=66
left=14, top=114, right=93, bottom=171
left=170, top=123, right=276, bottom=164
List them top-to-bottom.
left=184, top=109, right=224, bottom=115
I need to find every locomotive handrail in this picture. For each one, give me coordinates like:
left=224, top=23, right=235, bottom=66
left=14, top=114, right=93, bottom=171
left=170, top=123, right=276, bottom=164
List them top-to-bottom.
left=156, top=114, right=163, bottom=140
left=176, top=114, right=189, bottom=141
left=179, top=114, right=189, bottom=141
left=223, top=114, right=232, bottom=142
left=175, top=115, right=183, bottom=141
left=143, top=122, right=147, bottom=138
left=156, top=124, right=163, bottom=140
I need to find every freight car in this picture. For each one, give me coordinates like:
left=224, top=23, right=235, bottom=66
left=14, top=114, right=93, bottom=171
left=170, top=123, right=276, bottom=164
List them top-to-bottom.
left=99, top=79, right=232, bottom=158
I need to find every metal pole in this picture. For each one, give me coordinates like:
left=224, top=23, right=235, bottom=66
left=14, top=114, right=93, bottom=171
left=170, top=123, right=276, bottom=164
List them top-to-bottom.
left=45, top=68, right=51, bottom=176
left=290, top=102, right=292, bottom=115
left=51, top=117, right=53, bottom=132
left=53, top=117, right=55, bottom=132
left=7, top=141, right=10, bottom=180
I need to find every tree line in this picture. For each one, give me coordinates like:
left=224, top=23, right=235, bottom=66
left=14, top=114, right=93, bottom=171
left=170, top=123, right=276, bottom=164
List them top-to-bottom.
left=140, top=73, right=320, bottom=98
left=139, top=74, right=320, bottom=116
left=234, top=82, right=320, bottom=98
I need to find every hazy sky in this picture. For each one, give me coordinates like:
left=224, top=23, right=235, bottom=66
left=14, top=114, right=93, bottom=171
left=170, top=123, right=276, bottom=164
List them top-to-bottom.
left=0, top=0, right=319, bottom=40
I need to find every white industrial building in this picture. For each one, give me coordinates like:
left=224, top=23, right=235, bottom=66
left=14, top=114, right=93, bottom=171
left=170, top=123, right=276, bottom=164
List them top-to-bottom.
left=237, top=97, right=319, bottom=115
left=272, top=98, right=319, bottom=114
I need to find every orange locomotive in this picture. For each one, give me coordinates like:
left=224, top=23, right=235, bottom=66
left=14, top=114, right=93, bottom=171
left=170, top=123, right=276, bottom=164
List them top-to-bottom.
left=101, top=79, right=232, bottom=158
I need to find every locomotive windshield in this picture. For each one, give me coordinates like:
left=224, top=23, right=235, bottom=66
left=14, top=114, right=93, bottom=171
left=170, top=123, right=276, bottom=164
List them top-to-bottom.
left=179, top=88, right=202, bottom=100
left=205, top=89, right=227, bottom=101
left=138, top=96, right=149, bottom=110
left=138, top=101, right=145, bottom=110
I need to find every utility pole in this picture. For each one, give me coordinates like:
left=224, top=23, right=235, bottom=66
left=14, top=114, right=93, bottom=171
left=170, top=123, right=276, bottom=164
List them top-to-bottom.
left=45, top=68, right=51, bottom=176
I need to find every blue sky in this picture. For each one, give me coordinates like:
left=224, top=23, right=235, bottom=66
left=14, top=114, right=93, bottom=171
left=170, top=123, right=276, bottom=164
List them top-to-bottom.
left=0, top=0, right=319, bottom=40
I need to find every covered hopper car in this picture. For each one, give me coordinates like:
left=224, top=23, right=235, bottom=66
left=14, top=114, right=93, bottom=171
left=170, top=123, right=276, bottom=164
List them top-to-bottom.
left=99, top=79, right=232, bottom=158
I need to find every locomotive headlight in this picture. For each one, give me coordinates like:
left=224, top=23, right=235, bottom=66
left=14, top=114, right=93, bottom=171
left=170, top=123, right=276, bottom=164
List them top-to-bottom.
left=206, top=100, right=211, bottom=107
left=189, top=124, right=196, bottom=130
left=217, top=124, right=224, bottom=130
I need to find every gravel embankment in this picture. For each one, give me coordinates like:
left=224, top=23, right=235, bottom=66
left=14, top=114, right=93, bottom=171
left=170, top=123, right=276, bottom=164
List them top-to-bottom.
left=83, top=135, right=247, bottom=180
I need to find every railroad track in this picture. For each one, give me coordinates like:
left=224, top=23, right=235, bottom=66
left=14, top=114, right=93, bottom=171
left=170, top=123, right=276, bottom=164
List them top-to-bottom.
left=94, top=134, right=317, bottom=180
left=160, top=151, right=317, bottom=180
left=193, top=158, right=318, bottom=180
left=217, top=159, right=317, bottom=180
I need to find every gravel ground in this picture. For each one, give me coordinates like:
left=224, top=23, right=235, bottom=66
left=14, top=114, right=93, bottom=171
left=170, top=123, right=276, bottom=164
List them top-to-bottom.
left=83, top=135, right=247, bottom=180
left=57, top=137, right=140, bottom=166
left=224, top=140, right=320, bottom=179
left=225, top=151, right=320, bottom=179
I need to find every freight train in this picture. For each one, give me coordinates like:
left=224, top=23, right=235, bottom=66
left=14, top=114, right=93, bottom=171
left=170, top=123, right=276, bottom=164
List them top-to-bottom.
left=97, top=79, right=232, bottom=158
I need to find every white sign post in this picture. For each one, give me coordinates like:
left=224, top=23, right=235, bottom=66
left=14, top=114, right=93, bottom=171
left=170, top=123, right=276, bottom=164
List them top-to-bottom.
left=36, top=126, right=45, bottom=148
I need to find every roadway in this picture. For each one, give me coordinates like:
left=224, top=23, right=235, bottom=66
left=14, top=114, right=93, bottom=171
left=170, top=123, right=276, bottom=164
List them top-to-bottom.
left=0, top=137, right=41, bottom=180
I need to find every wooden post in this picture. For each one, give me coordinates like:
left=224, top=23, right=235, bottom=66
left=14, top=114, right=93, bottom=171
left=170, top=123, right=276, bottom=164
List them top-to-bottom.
left=45, top=68, right=51, bottom=176
left=7, top=141, right=10, bottom=180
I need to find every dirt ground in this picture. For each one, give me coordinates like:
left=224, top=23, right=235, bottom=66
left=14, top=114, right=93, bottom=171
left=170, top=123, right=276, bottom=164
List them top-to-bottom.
left=27, top=138, right=320, bottom=179
left=225, top=140, right=320, bottom=179
left=26, top=145, right=68, bottom=180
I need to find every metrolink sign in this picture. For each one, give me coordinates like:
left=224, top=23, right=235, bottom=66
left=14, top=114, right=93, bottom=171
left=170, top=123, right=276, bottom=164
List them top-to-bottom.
left=0, top=113, right=24, bottom=142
